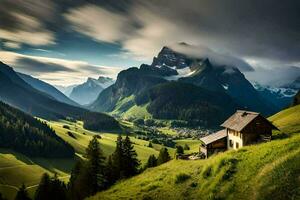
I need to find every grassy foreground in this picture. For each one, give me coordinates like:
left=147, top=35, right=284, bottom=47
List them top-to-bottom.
left=89, top=106, right=300, bottom=200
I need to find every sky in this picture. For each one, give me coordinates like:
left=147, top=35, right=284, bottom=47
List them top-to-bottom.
left=0, top=0, right=299, bottom=86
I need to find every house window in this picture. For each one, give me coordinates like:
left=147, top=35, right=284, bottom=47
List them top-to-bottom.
left=240, top=133, right=242, bottom=139
left=229, top=140, right=233, bottom=147
left=236, top=142, right=239, bottom=149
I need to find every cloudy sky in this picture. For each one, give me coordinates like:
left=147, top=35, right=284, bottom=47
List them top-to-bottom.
left=0, top=0, right=299, bottom=86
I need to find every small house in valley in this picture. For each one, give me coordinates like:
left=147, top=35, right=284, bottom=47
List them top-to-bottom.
left=200, top=110, right=278, bottom=158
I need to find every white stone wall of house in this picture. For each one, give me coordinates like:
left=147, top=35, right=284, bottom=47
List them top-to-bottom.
left=227, top=129, right=243, bottom=150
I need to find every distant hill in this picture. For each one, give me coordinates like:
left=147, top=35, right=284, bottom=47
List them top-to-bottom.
left=0, top=61, right=119, bottom=131
left=90, top=67, right=167, bottom=112
left=17, top=72, right=79, bottom=106
left=70, top=76, right=114, bottom=105
left=135, top=81, right=237, bottom=127
left=0, top=101, right=74, bottom=158
left=89, top=104, right=300, bottom=200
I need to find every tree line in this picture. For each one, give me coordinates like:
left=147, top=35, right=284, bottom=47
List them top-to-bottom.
left=0, top=102, right=74, bottom=158
left=4, top=134, right=171, bottom=200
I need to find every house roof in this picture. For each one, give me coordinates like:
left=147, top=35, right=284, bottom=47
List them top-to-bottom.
left=221, top=110, right=278, bottom=132
left=200, top=129, right=227, bottom=145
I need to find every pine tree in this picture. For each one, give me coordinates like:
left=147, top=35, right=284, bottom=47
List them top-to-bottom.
left=85, top=135, right=107, bottom=194
left=111, top=135, right=124, bottom=180
left=122, top=135, right=140, bottom=177
left=148, top=142, right=153, bottom=148
left=176, top=145, right=184, bottom=154
left=157, top=148, right=171, bottom=165
left=105, top=155, right=115, bottom=186
left=145, top=155, right=158, bottom=168
left=68, top=161, right=84, bottom=200
left=34, top=173, right=51, bottom=200
left=35, top=173, right=67, bottom=200
left=49, top=174, right=67, bottom=200
left=15, top=184, right=31, bottom=200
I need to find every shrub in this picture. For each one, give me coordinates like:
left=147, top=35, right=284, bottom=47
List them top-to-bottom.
left=63, top=125, right=70, bottom=129
left=67, top=131, right=76, bottom=139
left=95, top=135, right=102, bottom=139
left=184, top=144, right=190, bottom=150
left=176, top=145, right=184, bottom=154
left=202, top=166, right=212, bottom=178
left=175, top=173, right=191, bottom=184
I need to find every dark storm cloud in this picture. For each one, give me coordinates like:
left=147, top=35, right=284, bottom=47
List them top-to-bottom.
left=1, top=0, right=299, bottom=84
left=63, top=0, right=300, bottom=67
left=15, top=57, right=76, bottom=73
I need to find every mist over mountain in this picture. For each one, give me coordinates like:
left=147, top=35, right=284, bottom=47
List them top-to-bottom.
left=245, top=66, right=300, bottom=88
left=69, top=76, right=114, bottom=105
left=55, top=84, right=78, bottom=96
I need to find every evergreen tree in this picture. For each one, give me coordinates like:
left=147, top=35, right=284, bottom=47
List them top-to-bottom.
left=85, top=135, right=107, bottom=194
left=111, top=135, right=124, bottom=180
left=122, top=135, right=140, bottom=177
left=68, top=136, right=107, bottom=200
left=148, top=142, right=153, bottom=148
left=176, top=145, right=184, bottom=154
left=157, top=148, right=171, bottom=165
left=105, top=155, right=115, bottom=186
left=145, top=155, right=158, bottom=168
left=68, top=160, right=83, bottom=200
left=34, top=173, right=51, bottom=200
left=35, top=173, right=67, bottom=200
left=49, top=174, right=67, bottom=200
left=15, top=184, right=31, bottom=200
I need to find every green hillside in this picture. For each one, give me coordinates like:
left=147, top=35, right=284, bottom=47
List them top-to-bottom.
left=269, top=104, right=300, bottom=134
left=89, top=106, right=300, bottom=200
left=0, top=119, right=172, bottom=200
left=46, top=120, right=171, bottom=164
left=0, top=149, right=74, bottom=200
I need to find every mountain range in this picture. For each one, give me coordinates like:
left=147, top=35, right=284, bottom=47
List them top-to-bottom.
left=90, top=44, right=292, bottom=127
left=0, top=61, right=119, bottom=131
left=69, top=76, right=114, bottom=105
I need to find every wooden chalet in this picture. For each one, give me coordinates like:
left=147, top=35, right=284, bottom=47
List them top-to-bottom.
left=200, top=110, right=278, bottom=158
left=200, top=129, right=227, bottom=158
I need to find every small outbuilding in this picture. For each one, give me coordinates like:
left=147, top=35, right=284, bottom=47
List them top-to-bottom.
left=200, top=110, right=278, bottom=157
left=199, top=129, right=227, bottom=158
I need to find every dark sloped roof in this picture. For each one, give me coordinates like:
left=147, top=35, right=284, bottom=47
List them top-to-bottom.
left=221, top=110, right=278, bottom=131
left=200, top=129, right=227, bottom=145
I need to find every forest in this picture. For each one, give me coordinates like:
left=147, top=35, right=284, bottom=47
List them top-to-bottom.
left=0, top=102, right=74, bottom=158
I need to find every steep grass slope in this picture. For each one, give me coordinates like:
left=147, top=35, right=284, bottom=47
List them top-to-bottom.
left=269, top=104, right=300, bottom=134
left=89, top=106, right=300, bottom=200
